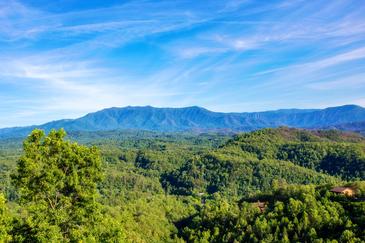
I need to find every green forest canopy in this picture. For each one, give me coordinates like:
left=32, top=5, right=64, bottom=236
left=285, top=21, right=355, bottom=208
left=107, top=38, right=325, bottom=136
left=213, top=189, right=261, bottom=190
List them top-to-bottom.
left=0, top=127, right=364, bottom=242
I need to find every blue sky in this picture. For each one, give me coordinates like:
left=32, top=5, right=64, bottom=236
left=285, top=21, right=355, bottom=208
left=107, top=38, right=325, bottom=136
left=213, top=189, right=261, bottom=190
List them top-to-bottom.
left=1, top=0, right=365, bottom=127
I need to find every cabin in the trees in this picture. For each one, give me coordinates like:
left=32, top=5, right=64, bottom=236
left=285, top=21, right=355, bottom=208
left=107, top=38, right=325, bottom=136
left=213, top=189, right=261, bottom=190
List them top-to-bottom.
left=330, top=186, right=355, bottom=197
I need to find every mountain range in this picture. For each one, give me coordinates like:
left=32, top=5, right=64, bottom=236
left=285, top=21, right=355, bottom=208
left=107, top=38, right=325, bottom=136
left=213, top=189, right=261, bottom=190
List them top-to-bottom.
left=1, top=104, right=365, bottom=139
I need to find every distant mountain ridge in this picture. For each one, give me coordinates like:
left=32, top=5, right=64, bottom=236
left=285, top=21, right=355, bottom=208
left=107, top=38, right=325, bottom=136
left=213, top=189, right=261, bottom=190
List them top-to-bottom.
left=1, top=104, right=365, bottom=139
left=323, top=121, right=365, bottom=135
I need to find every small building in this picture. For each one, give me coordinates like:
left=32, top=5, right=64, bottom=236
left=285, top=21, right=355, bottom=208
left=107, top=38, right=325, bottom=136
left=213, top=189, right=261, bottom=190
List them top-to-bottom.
left=330, top=186, right=355, bottom=197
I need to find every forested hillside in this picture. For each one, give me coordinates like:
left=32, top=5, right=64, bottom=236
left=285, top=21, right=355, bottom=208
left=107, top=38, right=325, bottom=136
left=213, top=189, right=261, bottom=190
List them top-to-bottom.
left=326, top=121, right=365, bottom=136
left=0, top=128, right=364, bottom=242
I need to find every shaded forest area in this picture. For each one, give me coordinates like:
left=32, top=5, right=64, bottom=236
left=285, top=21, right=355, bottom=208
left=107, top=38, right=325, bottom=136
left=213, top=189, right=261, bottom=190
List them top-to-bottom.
left=0, top=127, right=365, bottom=242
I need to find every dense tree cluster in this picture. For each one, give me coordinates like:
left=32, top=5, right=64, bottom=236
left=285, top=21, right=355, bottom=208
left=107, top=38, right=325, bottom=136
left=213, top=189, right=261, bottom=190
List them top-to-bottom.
left=0, top=128, right=364, bottom=242
left=226, top=128, right=365, bottom=180
left=2, top=129, right=123, bottom=241
left=162, top=152, right=337, bottom=197
left=181, top=184, right=365, bottom=242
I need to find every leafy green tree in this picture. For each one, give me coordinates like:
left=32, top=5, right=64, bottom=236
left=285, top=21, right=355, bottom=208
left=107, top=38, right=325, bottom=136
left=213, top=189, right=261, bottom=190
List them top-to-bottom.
left=11, top=129, right=120, bottom=242
left=0, top=193, right=12, bottom=242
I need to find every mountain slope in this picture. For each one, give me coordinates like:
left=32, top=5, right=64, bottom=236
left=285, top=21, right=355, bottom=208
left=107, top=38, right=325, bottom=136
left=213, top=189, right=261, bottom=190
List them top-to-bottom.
left=1, top=105, right=365, bottom=139
left=323, top=121, right=365, bottom=135
left=223, top=127, right=365, bottom=180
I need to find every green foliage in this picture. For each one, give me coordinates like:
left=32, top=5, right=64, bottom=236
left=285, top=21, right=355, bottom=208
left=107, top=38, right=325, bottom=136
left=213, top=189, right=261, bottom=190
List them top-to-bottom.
left=0, top=127, right=364, bottom=242
left=226, top=128, right=365, bottom=180
left=10, top=129, right=123, bottom=242
left=164, top=151, right=338, bottom=197
left=181, top=185, right=365, bottom=242
left=0, top=193, right=12, bottom=242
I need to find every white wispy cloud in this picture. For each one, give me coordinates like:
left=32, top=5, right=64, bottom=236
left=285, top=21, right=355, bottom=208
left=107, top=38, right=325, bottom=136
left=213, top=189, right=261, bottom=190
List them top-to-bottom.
left=0, top=0, right=365, bottom=127
left=167, top=0, right=365, bottom=60
left=307, top=74, right=365, bottom=90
